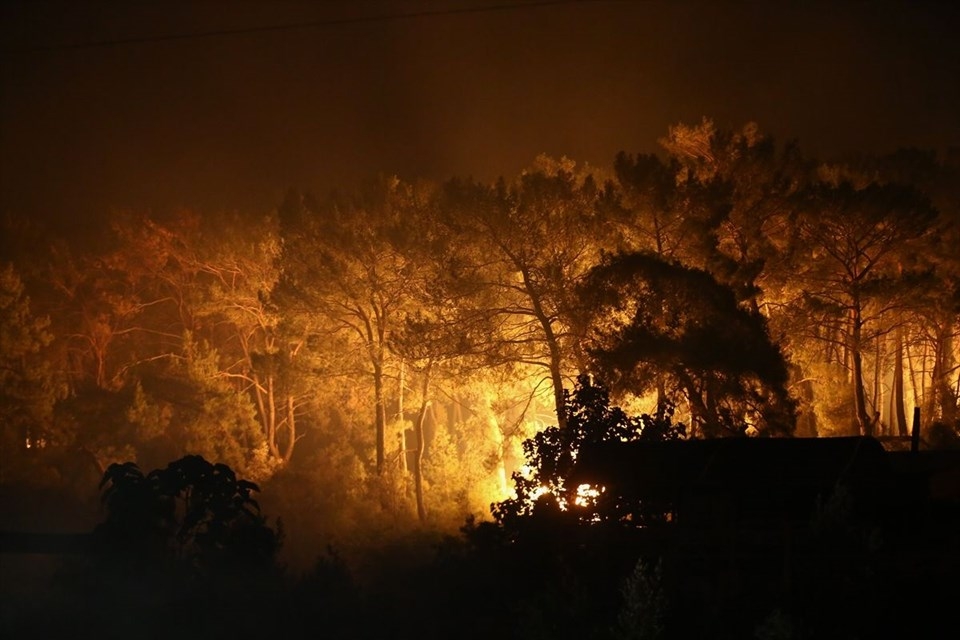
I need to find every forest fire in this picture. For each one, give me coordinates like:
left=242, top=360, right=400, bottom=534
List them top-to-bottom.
left=2, top=2, right=960, bottom=635
left=2, top=125, right=958, bottom=531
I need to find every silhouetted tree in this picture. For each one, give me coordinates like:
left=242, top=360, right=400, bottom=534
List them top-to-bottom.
left=578, top=252, right=796, bottom=436
left=494, top=375, right=683, bottom=527
left=94, top=454, right=280, bottom=579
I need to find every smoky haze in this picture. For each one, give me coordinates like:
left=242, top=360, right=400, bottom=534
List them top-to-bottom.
left=1, top=0, right=958, bottom=228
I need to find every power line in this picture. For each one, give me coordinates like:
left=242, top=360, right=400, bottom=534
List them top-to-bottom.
left=2, top=0, right=626, bottom=54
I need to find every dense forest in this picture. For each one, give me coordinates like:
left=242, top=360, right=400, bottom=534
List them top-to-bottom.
left=2, top=119, right=959, bottom=637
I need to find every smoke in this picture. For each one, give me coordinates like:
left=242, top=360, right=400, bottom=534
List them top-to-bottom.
left=2, top=1, right=958, bottom=228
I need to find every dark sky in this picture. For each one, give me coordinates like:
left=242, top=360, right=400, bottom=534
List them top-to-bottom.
left=2, top=0, right=959, bottom=227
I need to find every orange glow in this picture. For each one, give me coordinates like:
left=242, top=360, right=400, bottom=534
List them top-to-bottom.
left=573, top=483, right=603, bottom=508
left=529, top=485, right=552, bottom=503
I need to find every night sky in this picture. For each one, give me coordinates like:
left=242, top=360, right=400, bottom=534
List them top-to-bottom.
left=2, top=0, right=959, bottom=227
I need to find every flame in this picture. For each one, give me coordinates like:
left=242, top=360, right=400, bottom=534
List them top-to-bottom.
left=529, top=482, right=605, bottom=513
left=573, top=483, right=603, bottom=508
left=528, top=485, right=551, bottom=502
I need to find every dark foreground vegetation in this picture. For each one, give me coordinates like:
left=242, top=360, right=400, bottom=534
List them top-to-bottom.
left=3, top=380, right=959, bottom=640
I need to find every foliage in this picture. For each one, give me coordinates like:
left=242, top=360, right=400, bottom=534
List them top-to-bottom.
left=649, top=119, right=808, bottom=310
left=1, top=122, right=958, bottom=590
left=438, top=158, right=618, bottom=429
left=278, top=179, right=429, bottom=473
left=786, top=179, right=939, bottom=434
left=579, top=251, right=796, bottom=436
left=0, top=263, right=62, bottom=484
left=129, top=334, right=276, bottom=479
left=494, top=375, right=684, bottom=526
left=421, top=417, right=505, bottom=527
left=927, top=420, right=960, bottom=449
left=94, top=454, right=280, bottom=579
left=614, top=558, right=667, bottom=640
left=753, top=609, right=803, bottom=640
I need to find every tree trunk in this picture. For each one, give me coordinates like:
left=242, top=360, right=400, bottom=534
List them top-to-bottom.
left=519, top=265, right=567, bottom=429
left=850, top=300, right=870, bottom=436
left=538, top=314, right=567, bottom=431
left=928, top=321, right=958, bottom=426
left=893, top=327, right=909, bottom=437
left=938, top=327, right=957, bottom=425
left=872, top=334, right=882, bottom=432
left=905, top=338, right=922, bottom=409
left=853, top=349, right=869, bottom=435
left=547, top=350, right=567, bottom=430
left=398, top=358, right=405, bottom=421
left=397, top=359, right=407, bottom=472
left=374, top=360, right=386, bottom=474
left=413, top=362, right=433, bottom=524
left=677, top=370, right=715, bottom=437
left=252, top=372, right=279, bottom=459
left=655, top=374, right=668, bottom=419
left=267, top=376, right=278, bottom=455
left=281, top=393, right=296, bottom=463
left=911, top=407, right=921, bottom=453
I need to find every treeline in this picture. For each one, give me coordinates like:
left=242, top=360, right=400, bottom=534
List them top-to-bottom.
left=1, top=119, right=958, bottom=550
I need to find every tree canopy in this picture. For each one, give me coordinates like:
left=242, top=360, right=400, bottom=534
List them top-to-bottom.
left=1, top=119, right=957, bottom=556
left=579, top=252, right=796, bottom=437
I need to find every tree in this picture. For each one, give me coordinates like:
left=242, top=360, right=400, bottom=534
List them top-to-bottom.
left=654, top=119, right=809, bottom=311
left=877, top=149, right=960, bottom=429
left=612, top=151, right=685, bottom=259
left=439, top=157, right=617, bottom=430
left=279, top=178, right=429, bottom=474
left=788, top=180, right=938, bottom=435
left=390, top=192, right=490, bottom=521
left=175, top=210, right=309, bottom=465
left=53, top=211, right=288, bottom=476
left=28, top=213, right=196, bottom=477
left=920, top=219, right=960, bottom=429
left=578, top=252, right=796, bottom=437
left=0, top=263, right=62, bottom=483
left=494, top=375, right=683, bottom=527
left=451, top=377, right=684, bottom=640
left=95, top=454, right=279, bottom=578
left=614, top=558, right=667, bottom=640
